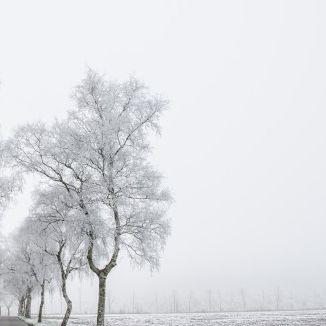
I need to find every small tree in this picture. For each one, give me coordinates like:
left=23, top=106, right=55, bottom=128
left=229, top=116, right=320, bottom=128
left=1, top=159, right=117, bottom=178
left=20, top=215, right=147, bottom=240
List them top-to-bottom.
left=30, top=186, right=87, bottom=326
left=14, top=221, right=54, bottom=323
left=7, top=241, right=37, bottom=319
left=1, top=251, right=35, bottom=318
left=274, top=287, right=282, bottom=311
left=240, top=289, right=247, bottom=311
left=188, top=290, right=192, bottom=313
left=207, top=290, right=213, bottom=312
left=217, top=290, right=223, bottom=312
left=2, top=294, right=14, bottom=316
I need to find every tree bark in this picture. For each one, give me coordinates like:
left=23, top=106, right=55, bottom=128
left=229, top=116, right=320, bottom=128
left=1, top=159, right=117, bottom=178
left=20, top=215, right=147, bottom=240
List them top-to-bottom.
left=86, top=205, right=120, bottom=326
left=56, top=243, right=73, bottom=326
left=97, top=274, right=107, bottom=326
left=61, top=277, right=72, bottom=326
left=38, top=280, right=45, bottom=323
left=24, top=287, right=32, bottom=319
left=18, top=296, right=24, bottom=316
left=23, top=298, right=26, bottom=316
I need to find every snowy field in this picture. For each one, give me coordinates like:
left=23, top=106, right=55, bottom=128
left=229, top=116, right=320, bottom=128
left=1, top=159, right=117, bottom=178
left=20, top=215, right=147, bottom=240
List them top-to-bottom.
left=34, top=310, right=326, bottom=326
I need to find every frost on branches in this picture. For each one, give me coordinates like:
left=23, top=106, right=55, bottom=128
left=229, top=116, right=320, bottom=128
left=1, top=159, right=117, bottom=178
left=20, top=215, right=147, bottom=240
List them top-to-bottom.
left=8, top=69, right=172, bottom=326
left=0, top=135, right=20, bottom=215
left=29, top=186, right=87, bottom=326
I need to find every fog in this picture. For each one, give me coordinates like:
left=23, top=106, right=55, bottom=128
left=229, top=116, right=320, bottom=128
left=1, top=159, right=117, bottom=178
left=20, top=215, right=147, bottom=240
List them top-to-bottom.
left=1, top=0, right=326, bottom=314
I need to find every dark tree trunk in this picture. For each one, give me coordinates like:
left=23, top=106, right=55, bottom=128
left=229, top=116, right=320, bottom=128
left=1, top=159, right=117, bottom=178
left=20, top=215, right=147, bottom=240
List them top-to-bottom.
left=86, top=206, right=120, bottom=326
left=57, top=244, right=73, bottom=326
left=96, top=275, right=107, bottom=326
left=61, top=277, right=72, bottom=326
left=38, top=280, right=45, bottom=323
left=24, top=287, right=32, bottom=318
left=18, top=296, right=24, bottom=316
left=7, top=307, right=10, bottom=316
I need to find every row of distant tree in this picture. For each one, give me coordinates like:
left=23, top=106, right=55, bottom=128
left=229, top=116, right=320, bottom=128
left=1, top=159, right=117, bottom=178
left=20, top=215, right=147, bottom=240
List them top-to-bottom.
left=0, top=70, right=171, bottom=326
left=1, top=276, right=325, bottom=317
left=30, top=286, right=326, bottom=315
left=99, top=289, right=326, bottom=314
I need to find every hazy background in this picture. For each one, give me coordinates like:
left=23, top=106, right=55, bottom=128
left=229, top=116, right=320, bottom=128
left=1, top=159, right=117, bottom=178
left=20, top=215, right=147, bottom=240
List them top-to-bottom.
left=1, top=0, right=326, bottom=313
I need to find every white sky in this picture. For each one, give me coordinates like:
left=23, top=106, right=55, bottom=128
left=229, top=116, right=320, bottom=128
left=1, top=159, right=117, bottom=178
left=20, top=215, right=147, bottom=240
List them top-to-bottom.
left=1, top=0, right=326, bottom=313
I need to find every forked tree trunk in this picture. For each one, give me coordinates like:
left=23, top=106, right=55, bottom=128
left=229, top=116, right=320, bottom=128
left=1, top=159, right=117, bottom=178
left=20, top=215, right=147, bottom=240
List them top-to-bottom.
left=84, top=199, right=120, bottom=326
left=97, top=275, right=107, bottom=326
left=38, top=280, right=45, bottom=323
left=24, top=287, right=32, bottom=318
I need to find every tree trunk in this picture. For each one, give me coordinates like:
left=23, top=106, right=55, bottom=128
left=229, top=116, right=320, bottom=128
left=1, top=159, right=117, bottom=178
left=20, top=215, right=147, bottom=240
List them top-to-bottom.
left=84, top=201, right=120, bottom=326
left=87, top=207, right=120, bottom=326
left=57, top=244, right=73, bottom=326
left=96, top=275, right=107, bottom=326
left=61, top=277, right=72, bottom=326
left=38, top=280, right=45, bottom=323
left=24, top=287, right=32, bottom=318
left=18, top=296, right=24, bottom=316
left=23, top=298, right=26, bottom=316
left=7, top=307, right=10, bottom=316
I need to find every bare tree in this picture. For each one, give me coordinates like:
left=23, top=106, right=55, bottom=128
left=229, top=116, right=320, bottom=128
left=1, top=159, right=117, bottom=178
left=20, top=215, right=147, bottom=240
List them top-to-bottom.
left=9, top=69, right=172, bottom=326
left=106, top=285, right=114, bottom=314
left=274, top=287, right=282, bottom=311
left=240, top=289, right=247, bottom=311
left=172, top=290, right=178, bottom=313
left=188, top=290, right=192, bottom=313
left=207, top=290, right=213, bottom=312
left=217, top=290, right=223, bottom=312
left=259, top=290, right=266, bottom=311
left=132, top=291, right=136, bottom=314
left=154, top=292, right=159, bottom=313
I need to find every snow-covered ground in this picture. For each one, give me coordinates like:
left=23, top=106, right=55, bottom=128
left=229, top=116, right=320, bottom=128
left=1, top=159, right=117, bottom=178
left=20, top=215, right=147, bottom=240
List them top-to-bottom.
left=27, top=310, right=326, bottom=326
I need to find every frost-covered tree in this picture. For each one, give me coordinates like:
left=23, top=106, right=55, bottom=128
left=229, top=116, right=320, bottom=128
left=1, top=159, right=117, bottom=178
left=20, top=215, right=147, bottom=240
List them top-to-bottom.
left=9, top=69, right=172, bottom=326
left=0, top=135, right=20, bottom=216
left=30, top=186, right=87, bottom=326
left=14, top=221, right=54, bottom=323
left=1, top=246, right=36, bottom=318
left=1, top=293, right=15, bottom=316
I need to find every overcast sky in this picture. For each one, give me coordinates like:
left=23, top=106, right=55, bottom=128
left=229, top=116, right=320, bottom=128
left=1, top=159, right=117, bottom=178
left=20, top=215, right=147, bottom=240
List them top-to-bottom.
left=1, top=0, right=326, bottom=313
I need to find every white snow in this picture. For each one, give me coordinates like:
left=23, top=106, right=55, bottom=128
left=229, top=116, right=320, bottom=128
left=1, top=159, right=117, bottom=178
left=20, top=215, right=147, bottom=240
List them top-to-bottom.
left=25, top=310, right=326, bottom=326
